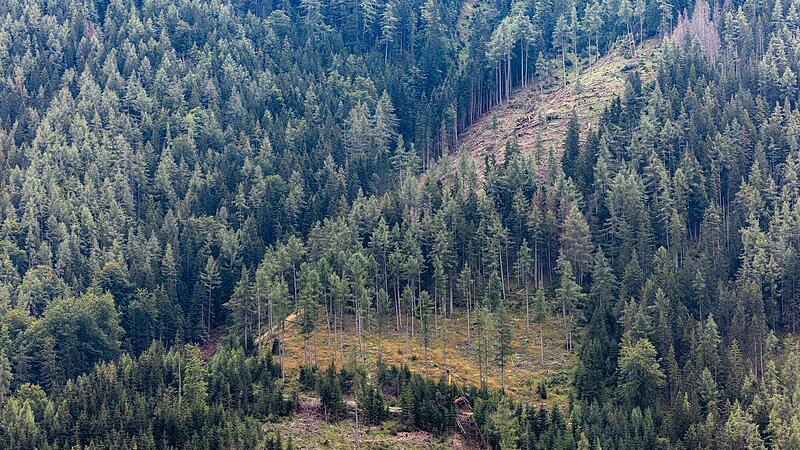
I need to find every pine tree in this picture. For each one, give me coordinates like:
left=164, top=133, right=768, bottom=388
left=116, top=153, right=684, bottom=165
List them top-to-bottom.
left=301, top=0, right=330, bottom=40
left=380, top=0, right=399, bottom=63
left=619, top=0, right=634, bottom=54
left=583, top=1, right=603, bottom=64
left=553, top=15, right=570, bottom=87
left=374, top=91, right=399, bottom=154
left=346, top=101, right=372, bottom=162
left=562, top=112, right=580, bottom=179
left=560, top=203, right=593, bottom=282
left=516, top=240, right=533, bottom=335
left=161, top=243, right=179, bottom=301
left=556, top=254, right=584, bottom=352
left=200, top=256, right=221, bottom=335
left=299, top=263, right=321, bottom=366
left=458, top=265, right=473, bottom=335
left=226, top=268, right=253, bottom=349
left=270, top=278, right=291, bottom=379
left=533, top=289, right=548, bottom=369
left=419, top=290, right=433, bottom=376
left=495, top=298, right=513, bottom=392
left=476, top=300, right=495, bottom=389
left=617, top=338, right=665, bottom=408
left=0, top=354, right=10, bottom=402
left=491, top=398, right=520, bottom=449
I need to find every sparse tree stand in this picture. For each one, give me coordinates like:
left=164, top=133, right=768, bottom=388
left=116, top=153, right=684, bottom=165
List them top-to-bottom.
left=619, top=0, right=636, bottom=56
left=570, top=1, right=580, bottom=84
left=583, top=1, right=603, bottom=66
left=553, top=15, right=570, bottom=88
left=515, top=240, right=533, bottom=336
left=349, top=253, right=369, bottom=364
left=556, top=254, right=585, bottom=353
left=433, top=255, right=448, bottom=373
left=299, top=263, right=321, bottom=366
left=458, top=265, right=472, bottom=343
left=329, top=271, right=349, bottom=367
left=270, top=278, right=290, bottom=380
left=402, top=286, right=415, bottom=365
left=376, top=289, right=390, bottom=362
left=533, top=289, right=548, bottom=370
left=419, top=291, right=433, bottom=377
left=476, top=299, right=495, bottom=389
left=495, top=299, right=513, bottom=392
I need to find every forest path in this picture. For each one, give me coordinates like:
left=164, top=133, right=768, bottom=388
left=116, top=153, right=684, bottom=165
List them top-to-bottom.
left=459, top=39, right=660, bottom=169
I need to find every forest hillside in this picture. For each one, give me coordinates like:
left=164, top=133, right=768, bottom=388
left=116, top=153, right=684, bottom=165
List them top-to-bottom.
left=1, top=0, right=800, bottom=449
left=460, top=39, right=658, bottom=166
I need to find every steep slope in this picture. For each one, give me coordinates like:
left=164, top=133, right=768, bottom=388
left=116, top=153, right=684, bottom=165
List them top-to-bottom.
left=460, top=40, right=659, bottom=165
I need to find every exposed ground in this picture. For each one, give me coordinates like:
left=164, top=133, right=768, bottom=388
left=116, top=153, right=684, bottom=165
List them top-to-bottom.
left=459, top=39, right=660, bottom=168
left=263, top=302, right=572, bottom=448
left=271, top=303, right=574, bottom=404
left=264, top=397, right=478, bottom=450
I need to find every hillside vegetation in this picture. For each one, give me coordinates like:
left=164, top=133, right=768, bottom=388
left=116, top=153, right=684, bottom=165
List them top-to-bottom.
left=3, top=0, right=800, bottom=449
left=461, top=39, right=658, bottom=166
left=277, top=310, right=573, bottom=401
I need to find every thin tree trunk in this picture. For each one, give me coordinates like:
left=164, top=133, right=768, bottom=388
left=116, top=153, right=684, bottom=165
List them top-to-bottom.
left=466, top=282, right=471, bottom=343
left=525, top=283, right=530, bottom=337
left=257, top=295, right=263, bottom=353
left=563, top=300, right=569, bottom=352
left=441, top=319, right=448, bottom=376
left=280, top=320, right=286, bottom=380
left=540, top=321, right=545, bottom=369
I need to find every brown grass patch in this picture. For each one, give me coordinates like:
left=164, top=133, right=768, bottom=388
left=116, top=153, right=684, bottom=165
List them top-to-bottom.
left=272, top=302, right=575, bottom=406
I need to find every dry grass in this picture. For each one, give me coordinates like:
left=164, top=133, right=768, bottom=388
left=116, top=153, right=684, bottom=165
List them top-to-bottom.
left=459, top=39, right=660, bottom=170
left=271, top=300, right=575, bottom=406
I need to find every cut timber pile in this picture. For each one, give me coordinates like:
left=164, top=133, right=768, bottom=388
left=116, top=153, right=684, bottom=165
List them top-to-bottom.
left=459, top=39, right=660, bottom=168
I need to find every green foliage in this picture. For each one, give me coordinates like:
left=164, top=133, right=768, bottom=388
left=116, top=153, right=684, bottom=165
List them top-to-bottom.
left=0, top=0, right=800, bottom=447
left=617, top=338, right=665, bottom=408
left=0, top=342, right=290, bottom=448
left=318, top=364, right=345, bottom=421
left=399, top=373, right=458, bottom=433
left=358, top=381, right=388, bottom=425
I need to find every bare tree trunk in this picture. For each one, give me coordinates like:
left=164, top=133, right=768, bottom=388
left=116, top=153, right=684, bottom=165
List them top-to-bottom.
left=466, top=282, right=472, bottom=343
left=525, top=282, right=530, bottom=337
left=257, top=296, right=263, bottom=353
left=326, top=296, right=333, bottom=365
left=563, top=300, right=569, bottom=352
left=441, top=319, right=448, bottom=376
left=280, top=320, right=286, bottom=380
left=540, top=321, right=545, bottom=369
left=314, top=331, right=318, bottom=367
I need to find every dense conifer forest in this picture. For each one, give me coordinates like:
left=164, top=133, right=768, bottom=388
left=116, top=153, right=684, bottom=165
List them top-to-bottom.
left=0, top=0, right=800, bottom=448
